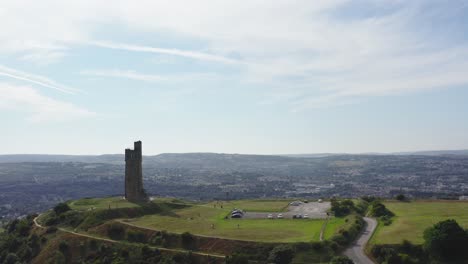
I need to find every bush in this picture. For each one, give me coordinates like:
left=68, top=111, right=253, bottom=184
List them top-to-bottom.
left=395, top=194, right=406, bottom=201
left=331, top=199, right=355, bottom=217
left=368, top=202, right=394, bottom=218
left=53, top=203, right=71, bottom=215
left=380, top=215, right=393, bottom=226
left=423, top=219, right=468, bottom=261
left=16, top=220, right=31, bottom=237
left=107, top=224, right=125, bottom=240
left=46, top=226, right=58, bottom=233
left=127, top=230, right=146, bottom=243
left=181, top=232, right=196, bottom=250
left=89, top=240, right=98, bottom=251
left=58, top=241, right=69, bottom=254
left=268, top=245, right=295, bottom=264
left=5, top=253, right=19, bottom=264
left=226, top=253, right=249, bottom=264
left=330, top=256, right=354, bottom=264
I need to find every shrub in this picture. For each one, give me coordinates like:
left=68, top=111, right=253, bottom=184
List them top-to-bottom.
left=395, top=194, right=406, bottom=201
left=331, top=199, right=355, bottom=217
left=368, top=202, right=394, bottom=218
left=53, top=203, right=71, bottom=215
left=423, top=219, right=468, bottom=261
left=16, top=220, right=31, bottom=237
left=107, top=224, right=125, bottom=240
left=46, top=226, right=58, bottom=234
left=127, top=230, right=146, bottom=243
left=181, top=232, right=196, bottom=250
left=89, top=240, right=98, bottom=251
left=58, top=241, right=69, bottom=254
left=268, top=245, right=295, bottom=264
left=5, top=253, right=19, bottom=264
left=226, top=253, right=249, bottom=264
left=330, top=256, right=353, bottom=264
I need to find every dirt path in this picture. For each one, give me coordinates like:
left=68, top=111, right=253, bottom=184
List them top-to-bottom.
left=33, top=214, right=225, bottom=259
left=319, top=216, right=329, bottom=241
left=343, top=217, right=377, bottom=264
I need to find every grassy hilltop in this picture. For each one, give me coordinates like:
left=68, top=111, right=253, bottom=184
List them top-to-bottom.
left=16, top=196, right=365, bottom=263
left=67, top=197, right=340, bottom=243
left=371, top=200, right=468, bottom=245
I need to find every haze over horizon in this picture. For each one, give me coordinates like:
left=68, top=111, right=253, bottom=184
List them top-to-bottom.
left=2, top=1, right=468, bottom=155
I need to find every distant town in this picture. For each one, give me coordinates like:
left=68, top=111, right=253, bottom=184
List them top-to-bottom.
left=1, top=152, right=468, bottom=221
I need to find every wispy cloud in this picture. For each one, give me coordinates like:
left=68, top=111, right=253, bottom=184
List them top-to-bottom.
left=90, top=41, right=242, bottom=65
left=0, top=65, right=80, bottom=94
left=80, top=69, right=166, bottom=82
left=80, top=69, right=229, bottom=84
left=0, top=82, right=94, bottom=122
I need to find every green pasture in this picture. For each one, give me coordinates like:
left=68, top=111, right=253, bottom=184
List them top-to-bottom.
left=68, top=196, right=185, bottom=211
left=66, top=197, right=343, bottom=243
left=68, top=197, right=139, bottom=210
left=126, top=200, right=341, bottom=243
left=372, top=200, right=468, bottom=244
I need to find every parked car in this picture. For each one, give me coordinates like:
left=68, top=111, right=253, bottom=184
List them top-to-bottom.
left=277, top=213, right=283, bottom=219
left=267, top=214, right=273, bottom=219
left=303, top=214, right=309, bottom=219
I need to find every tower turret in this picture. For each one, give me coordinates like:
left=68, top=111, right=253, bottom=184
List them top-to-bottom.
left=124, top=140, right=148, bottom=202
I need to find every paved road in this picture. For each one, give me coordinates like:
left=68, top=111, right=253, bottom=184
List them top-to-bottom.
left=344, top=217, right=377, bottom=264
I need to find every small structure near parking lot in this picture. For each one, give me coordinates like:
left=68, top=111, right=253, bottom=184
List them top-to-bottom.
left=231, top=208, right=244, bottom=218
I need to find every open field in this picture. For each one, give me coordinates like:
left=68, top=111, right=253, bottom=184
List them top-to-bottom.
left=68, top=196, right=188, bottom=211
left=65, top=197, right=343, bottom=243
left=69, top=197, right=140, bottom=210
left=124, top=199, right=341, bottom=243
left=372, top=200, right=468, bottom=244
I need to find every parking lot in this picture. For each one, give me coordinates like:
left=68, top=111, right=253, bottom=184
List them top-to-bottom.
left=242, top=201, right=330, bottom=219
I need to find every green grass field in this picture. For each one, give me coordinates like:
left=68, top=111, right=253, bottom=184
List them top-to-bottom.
left=67, top=197, right=342, bottom=243
left=68, top=197, right=140, bottom=210
left=123, top=199, right=342, bottom=243
left=372, top=200, right=468, bottom=244
left=323, top=217, right=347, bottom=239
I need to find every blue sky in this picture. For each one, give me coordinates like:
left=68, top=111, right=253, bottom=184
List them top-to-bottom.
left=1, top=0, right=468, bottom=155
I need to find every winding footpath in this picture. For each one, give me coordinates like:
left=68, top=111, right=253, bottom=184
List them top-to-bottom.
left=33, top=215, right=225, bottom=259
left=344, top=217, right=377, bottom=264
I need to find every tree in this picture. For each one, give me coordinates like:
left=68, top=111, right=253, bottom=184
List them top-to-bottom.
left=395, top=194, right=406, bottom=201
left=368, top=202, right=394, bottom=218
left=53, top=203, right=71, bottom=215
left=423, top=219, right=468, bottom=261
left=181, top=232, right=195, bottom=250
left=58, top=241, right=69, bottom=255
left=268, top=245, right=295, bottom=264
left=5, top=253, right=19, bottom=264
left=226, top=253, right=249, bottom=264
left=330, top=256, right=354, bottom=264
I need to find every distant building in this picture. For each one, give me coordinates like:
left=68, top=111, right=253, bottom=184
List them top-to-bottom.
left=125, top=141, right=148, bottom=202
left=459, top=195, right=468, bottom=201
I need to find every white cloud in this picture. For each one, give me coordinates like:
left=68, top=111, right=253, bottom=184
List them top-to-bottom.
left=1, top=1, right=468, bottom=108
left=90, top=41, right=242, bottom=65
left=0, top=65, right=80, bottom=94
left=80, top=69, right=166, bottom=82
left=80, top=69, right=229, bottom=84
left=0, top=82, right=94, bottom=122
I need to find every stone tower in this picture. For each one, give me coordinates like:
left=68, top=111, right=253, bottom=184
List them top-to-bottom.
left=125, top=141, right=148, bottom=202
